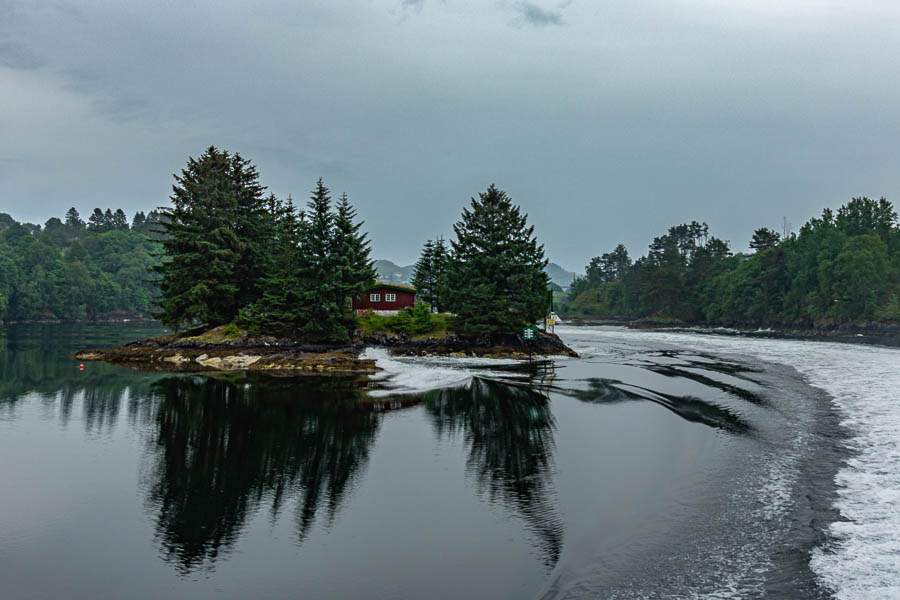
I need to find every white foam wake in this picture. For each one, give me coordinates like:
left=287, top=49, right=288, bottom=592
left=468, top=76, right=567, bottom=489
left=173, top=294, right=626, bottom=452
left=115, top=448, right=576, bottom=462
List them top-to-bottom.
left=556, top=326, right=900, bottom=599
left=361, top=347, right=524, bottom=397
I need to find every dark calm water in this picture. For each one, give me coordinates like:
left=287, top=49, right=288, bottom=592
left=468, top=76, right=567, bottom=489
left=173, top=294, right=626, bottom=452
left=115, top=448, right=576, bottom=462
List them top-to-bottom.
left=0, top=324, right=857, bottom=599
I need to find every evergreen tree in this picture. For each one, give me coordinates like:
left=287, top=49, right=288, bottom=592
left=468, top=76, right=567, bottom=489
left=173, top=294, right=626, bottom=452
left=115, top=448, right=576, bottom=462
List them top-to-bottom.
left=151, top=146, right=267, bottom=330
left=293, top=179, right=346, bottom=342
left=445, top=185, right=549, bottom=334
left=332, top=193, right=377, bottom=329
left=241, top=198, right=308, bottom=336
left=64, top=207, right=85, bottom=236
left=88, top=208, right=107, bottom=232
left=104, top=209, right=115, bottom=230
left=111, top=209, right=129, bottom=230
left=145, top=210, right=167, bottom=240
left=132, top=211, right=147, bottom=233
left=749, top=228, right=781, bottom=252
left=411, top=237, right=449, bottom=312
left=585, top=243, right=631, bottom=285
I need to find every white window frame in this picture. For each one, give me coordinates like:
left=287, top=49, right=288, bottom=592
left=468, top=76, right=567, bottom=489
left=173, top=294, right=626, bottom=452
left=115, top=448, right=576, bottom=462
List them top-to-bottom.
left=370, top=293, right=381, bottom=302
left=385, top=293, right=397, bottom=303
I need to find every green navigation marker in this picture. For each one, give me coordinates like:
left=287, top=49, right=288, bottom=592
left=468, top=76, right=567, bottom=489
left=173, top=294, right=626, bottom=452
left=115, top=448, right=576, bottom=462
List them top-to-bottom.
left=522, top=326, right=537, bottom=340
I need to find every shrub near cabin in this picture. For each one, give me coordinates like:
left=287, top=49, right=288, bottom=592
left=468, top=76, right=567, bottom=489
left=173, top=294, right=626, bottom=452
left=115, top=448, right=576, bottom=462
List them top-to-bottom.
left=353, top=283, right=416, bottom=315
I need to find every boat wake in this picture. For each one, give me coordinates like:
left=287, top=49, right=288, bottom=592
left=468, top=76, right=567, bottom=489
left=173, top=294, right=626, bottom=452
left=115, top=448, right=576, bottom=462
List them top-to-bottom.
left=557, top=326, right=900, bottom=599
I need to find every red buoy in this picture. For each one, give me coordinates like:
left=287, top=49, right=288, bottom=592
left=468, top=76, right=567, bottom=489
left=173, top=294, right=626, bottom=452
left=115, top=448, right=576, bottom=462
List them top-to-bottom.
left=79, top=364, right=84, bottom=370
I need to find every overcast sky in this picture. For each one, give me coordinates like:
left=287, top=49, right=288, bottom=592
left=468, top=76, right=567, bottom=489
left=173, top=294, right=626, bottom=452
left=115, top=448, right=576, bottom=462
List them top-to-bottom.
left=2, top=0, right=899, bottom=269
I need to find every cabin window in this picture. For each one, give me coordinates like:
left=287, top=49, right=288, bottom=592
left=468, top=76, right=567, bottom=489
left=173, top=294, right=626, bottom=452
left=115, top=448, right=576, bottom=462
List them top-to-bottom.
left=370, top=293, right=380, bottom=302
left=385, top=293, right=397, bottom=302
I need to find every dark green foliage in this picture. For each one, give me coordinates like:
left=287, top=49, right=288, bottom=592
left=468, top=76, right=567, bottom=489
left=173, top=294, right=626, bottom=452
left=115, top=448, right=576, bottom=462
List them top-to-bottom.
left=151, top=146, right=267, bottom=330
left=292, top=180, right=346, bottom=342
left=240, top=181, right=375, bottom=342
left=445, top=185, right=549, bottom=334
left=332, top=193, right=377, bottom=330
left=238, top=197, right=307, bottom=337
left=568, top=197, right=900, bottom=326
left=87, top=208, right=105, bottom=232
left=111, top=209, right=129, bottom=231
left=0, top=211, right=160, bottom=322
left=749, top=227, right=781, bottom=252
left=411, top=237, right=449, bottom=312
left=587, top=243, right=631, bottom=284
left=357, top=302, right=448, bottom=336
left=391, top=302, right=434, bottom=334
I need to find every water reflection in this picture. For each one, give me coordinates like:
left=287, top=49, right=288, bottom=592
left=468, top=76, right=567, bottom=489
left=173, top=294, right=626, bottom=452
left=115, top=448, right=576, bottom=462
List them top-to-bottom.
left=143, top=374, right=381, bottom=573
left=424, top=377, right=563, bottom=568
left=560, top=377, right=750, bottom=433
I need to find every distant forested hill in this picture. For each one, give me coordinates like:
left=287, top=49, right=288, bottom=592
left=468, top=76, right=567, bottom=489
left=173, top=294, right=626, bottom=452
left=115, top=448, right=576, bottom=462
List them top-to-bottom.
left=565, top=197, right=900, bottom=328
left=0, top=208, right=164, bottom=322
left=377, top=259, right=577, bottom=290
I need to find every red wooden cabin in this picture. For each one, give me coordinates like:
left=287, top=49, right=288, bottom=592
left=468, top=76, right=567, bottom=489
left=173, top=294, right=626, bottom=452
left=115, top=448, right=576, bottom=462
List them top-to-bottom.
left=352, top=283, right=417, bottom=315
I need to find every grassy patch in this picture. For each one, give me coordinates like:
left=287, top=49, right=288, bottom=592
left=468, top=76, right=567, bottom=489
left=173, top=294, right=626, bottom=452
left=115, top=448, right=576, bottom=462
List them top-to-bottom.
left=357, top=305, right=454, bottom=337
left=182, top=322, right=247, bottom=343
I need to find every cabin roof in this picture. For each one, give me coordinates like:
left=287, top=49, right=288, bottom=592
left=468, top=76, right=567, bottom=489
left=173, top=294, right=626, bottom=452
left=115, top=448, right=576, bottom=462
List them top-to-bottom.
left=369, top=282, right=416, bottom=293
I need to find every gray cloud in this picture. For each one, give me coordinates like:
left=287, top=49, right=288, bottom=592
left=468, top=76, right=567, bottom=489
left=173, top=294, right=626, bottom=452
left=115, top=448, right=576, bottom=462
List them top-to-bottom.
left=1, top=0, right=899, bottom=268
left=401, top=0, right=426, bottom=12
left=513, top=2, right=564, bottom=27
left=0, top=41, right=43, bottom=69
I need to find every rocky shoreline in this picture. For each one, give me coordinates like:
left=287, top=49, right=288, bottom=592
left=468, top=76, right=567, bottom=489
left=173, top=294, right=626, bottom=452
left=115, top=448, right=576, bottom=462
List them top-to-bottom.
left=73, top=327, right=578, bottom=373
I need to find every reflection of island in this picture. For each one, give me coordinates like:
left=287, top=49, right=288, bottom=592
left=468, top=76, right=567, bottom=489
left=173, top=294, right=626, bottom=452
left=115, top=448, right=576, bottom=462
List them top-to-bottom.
left=0, top=325, right=160, bottom=431
left=143, top=375, right=382, bottom=573
left=424, top=377, right=563, bottom=568
left=561, top=377, right=750, bottom=433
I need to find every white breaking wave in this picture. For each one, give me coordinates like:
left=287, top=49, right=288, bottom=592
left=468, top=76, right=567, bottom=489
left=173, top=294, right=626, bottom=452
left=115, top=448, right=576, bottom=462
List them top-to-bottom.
left=556, top=326, right=900, bottom=600
left=361, top=347, right=526, bottom=397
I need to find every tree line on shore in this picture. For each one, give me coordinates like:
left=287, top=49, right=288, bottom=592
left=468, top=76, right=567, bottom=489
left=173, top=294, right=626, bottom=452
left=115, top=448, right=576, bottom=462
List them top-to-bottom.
left=566, top=197, right=900, bottom=326
left=0, top=207, right=165, bottom=321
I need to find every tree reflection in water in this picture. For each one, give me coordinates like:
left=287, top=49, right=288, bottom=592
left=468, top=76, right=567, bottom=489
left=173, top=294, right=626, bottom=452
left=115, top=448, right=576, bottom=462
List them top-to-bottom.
left=143, top=375, right=381, bottom=573
left=424, top=377, right=563, bottom=568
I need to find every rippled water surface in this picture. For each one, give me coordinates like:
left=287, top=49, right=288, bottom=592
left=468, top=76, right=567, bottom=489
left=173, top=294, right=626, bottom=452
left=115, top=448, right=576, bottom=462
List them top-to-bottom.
left=0, top=324, right=896, bottom=599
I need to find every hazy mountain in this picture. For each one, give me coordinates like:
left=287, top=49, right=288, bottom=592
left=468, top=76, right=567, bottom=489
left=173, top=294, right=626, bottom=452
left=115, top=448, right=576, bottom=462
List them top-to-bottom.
left=375, top=259, right=578, bottom=290
left=374, top=260, right=415, bottom=285
left=545, top=263, right=578, bottom=290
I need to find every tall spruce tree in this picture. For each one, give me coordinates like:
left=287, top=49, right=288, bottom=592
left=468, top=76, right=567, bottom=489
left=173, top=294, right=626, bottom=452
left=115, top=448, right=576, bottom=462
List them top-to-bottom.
left=151, top=146, right=267, bottom=330
left=293, top=179, right=346, bottom=342
left=445, top=185, right=549, bottom=334
left=332, top=193, right=377, bottom=330
left=242, top=197, right=308, bottom=336
left=411, top=237, right=449, bottom=312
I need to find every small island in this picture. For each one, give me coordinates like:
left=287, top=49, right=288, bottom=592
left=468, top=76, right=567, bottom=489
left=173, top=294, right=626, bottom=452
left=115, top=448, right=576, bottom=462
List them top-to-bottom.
left=75, top=148, right=576, bottom=372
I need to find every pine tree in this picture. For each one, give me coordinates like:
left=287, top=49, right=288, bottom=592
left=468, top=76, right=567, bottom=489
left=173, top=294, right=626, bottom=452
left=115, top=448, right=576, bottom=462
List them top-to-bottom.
left=151, top=146, right=267, bottom=330
left=293, top=179, right=346, bottom=342
left=445, top=185, right=549, bottom=334
left=332, top=193, right=376, bottom=330
left=241, top=197, right=308, bottom=336
left=64, top=207, right=84, bottom=236
left=88, top=208, right=107, bottom=232
left=104, top=209, right=115, bottom=230
left=111, top=209, right=129, bottom=230
left=145, top=210, right=166, bottom=240
left=132, top=211, right=147, bottom=233
left=749, top=228, right=781, bottom=252
left=411, top=237, right=449, bottom=312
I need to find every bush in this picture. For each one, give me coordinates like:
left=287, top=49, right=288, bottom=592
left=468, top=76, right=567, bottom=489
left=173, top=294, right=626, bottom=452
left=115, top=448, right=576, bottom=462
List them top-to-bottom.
left=357, top=303, right=449, bottom=336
